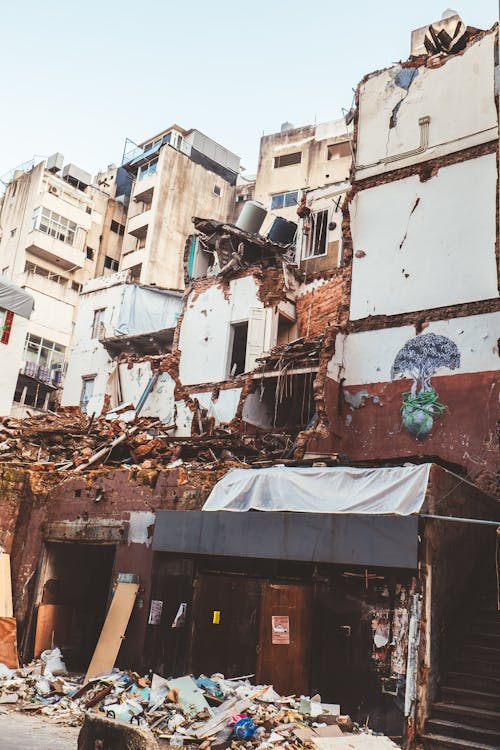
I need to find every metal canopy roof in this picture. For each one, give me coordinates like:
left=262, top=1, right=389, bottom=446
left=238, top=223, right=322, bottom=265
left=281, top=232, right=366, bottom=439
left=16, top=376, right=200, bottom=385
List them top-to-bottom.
left=0, top=277, right=34, bottom=319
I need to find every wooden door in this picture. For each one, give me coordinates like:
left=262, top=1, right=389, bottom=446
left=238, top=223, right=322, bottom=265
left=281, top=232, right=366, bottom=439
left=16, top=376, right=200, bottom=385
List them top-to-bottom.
left=189, top=573, right=260, bottom=678
left=257, top=582, right=312, bottom=695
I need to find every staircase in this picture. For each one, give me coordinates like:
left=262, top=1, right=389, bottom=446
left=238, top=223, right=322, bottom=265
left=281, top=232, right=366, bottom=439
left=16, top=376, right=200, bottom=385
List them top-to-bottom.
left=421, top=590, right=500, bottom=749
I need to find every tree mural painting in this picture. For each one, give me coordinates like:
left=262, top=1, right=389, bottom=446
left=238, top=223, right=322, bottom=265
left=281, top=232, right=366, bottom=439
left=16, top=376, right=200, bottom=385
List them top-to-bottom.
left=391, top=333, right=461, bottom=440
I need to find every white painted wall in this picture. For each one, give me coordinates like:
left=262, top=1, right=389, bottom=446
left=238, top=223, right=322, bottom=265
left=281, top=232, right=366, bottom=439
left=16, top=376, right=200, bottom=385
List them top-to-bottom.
left=355, top=31, right=497, bottom=178
left=349, top=154, right=498, bottom=319
left=62, top=275, right=182, bottom=417
left=179, top=275, right=272, bottom=385
left=61, top=282, right=123, bottom=413
left=328, top=311, right=500, bottom=386
left=0, top=314, right=29, bottom=416
left=193, top=388, right=242, bottom=425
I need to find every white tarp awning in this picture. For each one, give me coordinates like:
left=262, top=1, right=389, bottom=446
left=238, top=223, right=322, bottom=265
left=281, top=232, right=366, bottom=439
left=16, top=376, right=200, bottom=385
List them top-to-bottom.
left=0, top=277, right=34, bottom=319
left=202, top=464, right=432, bottom=516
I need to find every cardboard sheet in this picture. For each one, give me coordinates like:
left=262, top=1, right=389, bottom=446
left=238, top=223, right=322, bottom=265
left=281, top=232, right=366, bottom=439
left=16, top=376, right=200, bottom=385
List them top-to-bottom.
left=0, top=553, right=13, bottom=617
left=85, top=582, right=138, bottom=681
left=34, top=604, right=73, bottom=658
left=0, top=616, right=19, bottom=668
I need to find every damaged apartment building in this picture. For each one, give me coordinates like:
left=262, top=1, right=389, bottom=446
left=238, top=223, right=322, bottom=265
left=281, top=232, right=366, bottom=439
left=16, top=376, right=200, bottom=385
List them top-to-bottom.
left=0, top=12, right=499, bottom=750
left=0, top=153, right=128, bottom=416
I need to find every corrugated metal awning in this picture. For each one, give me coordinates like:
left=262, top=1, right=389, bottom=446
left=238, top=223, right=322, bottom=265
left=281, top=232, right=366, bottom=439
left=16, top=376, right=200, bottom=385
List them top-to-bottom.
left=152, top=510, right=419, bottom=569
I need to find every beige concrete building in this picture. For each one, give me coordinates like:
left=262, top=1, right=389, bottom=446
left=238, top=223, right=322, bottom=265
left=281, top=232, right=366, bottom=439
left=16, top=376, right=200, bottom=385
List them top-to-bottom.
left=252, top=119, right=352, bottom=274
left=254, top=119, right=352, bottom=224
left=120, top=125, right=240, bottom=289
left=0, top=155, right=127, bottom=415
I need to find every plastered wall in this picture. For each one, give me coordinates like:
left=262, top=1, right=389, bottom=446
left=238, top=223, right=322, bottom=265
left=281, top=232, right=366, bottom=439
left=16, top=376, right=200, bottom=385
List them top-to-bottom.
left=355, top=30, right=498, bottom=179
left=349, top=154, right=498, bottom=319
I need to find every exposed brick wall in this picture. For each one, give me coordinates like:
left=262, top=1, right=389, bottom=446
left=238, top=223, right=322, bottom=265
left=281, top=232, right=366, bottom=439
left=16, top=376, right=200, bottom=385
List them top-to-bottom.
left=296, top=277, right=346, bottom=338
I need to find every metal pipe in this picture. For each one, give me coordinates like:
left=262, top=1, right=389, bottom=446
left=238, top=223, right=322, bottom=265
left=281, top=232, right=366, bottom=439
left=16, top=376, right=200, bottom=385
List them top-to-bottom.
left=420, top=514, right=500, bottom=527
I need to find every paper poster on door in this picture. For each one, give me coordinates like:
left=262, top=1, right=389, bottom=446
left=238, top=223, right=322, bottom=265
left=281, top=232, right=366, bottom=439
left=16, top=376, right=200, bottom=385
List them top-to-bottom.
left=148, top=599, right=163, bottom=625
left=272, top=615, right=290, bottom=644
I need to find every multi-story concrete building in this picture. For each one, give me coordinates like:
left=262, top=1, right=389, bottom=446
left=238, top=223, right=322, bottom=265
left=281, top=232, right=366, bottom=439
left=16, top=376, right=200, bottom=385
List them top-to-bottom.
left=252, top=119, right=352, bottom=274
left=119, top=125, right=240, bottom=290
left=0, top=155, right=128, bottom=415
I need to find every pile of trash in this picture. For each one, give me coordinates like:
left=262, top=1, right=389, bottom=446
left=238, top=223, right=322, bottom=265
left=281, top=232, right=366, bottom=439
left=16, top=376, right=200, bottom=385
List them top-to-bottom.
left=0, top=650, right=396, bottom=748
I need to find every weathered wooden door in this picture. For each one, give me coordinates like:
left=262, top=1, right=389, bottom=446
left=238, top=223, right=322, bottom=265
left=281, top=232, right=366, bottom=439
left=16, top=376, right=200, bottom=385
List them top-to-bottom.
left=189, top=573, right=260, bottom=678
left=257, top=582, right=312, bottom=695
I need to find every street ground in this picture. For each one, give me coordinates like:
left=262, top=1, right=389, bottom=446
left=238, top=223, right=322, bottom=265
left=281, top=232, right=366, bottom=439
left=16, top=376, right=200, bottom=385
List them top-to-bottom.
left=0, top=708, right=80, bottom=749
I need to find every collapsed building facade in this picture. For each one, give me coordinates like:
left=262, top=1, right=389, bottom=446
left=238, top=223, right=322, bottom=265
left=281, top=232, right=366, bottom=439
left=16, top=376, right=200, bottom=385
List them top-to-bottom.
left=0, top=13, right=499, bottom=750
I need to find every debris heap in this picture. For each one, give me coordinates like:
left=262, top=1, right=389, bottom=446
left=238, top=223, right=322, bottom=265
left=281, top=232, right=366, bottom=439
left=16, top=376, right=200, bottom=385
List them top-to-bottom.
left=0, top=655, right=398, bottom=748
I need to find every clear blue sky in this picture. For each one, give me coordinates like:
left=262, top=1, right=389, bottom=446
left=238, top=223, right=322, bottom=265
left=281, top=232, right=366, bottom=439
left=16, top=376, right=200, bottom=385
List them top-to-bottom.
left=0, top=1, right=496, bottom=179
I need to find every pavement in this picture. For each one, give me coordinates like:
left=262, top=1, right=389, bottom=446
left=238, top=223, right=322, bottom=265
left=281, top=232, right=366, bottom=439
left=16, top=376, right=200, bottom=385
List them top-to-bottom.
left=0, top=708, right=80, bottom=749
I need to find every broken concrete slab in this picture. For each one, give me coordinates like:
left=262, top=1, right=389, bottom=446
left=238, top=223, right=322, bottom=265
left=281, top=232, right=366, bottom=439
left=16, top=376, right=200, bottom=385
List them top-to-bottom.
left=77, top=712, right=160, bottom=750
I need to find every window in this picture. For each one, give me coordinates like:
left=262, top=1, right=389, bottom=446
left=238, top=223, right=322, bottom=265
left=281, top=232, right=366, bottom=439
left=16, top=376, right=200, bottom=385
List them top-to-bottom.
left=327, top=141, right=351, bottom=159
left=274, top=151, right=302, bottom=168
left=138, top=158, right=158, bottom=181
left=213, top=185, right=221, bottom=196
left=270, top=190, right=299, bottom=211
left=32, top=207, right=77, bottom=246
left=303, top=210, right=329, bottom=258
left=110, top=220, right=125, bottom=235
left=86, top=247, right=95, bottom=260
left=104, top=256, right=119, bottom=272
left=24, top=261, right=68, bottom=286
left=72, top=281, right=83, bottom=293
left=91, top=308, right=106, bottom=339
left=0, top=309, right=14, bottom=345
left=228, top=322, right=248, bottom=377
left=23, top=333, right=66, bottom=370
left=80, top=376, right=95, bottom=412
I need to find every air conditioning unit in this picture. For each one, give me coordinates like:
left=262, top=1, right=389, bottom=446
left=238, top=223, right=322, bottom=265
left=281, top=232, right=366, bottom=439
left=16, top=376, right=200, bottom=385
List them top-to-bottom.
left=48, top=185, right=60, bottom=196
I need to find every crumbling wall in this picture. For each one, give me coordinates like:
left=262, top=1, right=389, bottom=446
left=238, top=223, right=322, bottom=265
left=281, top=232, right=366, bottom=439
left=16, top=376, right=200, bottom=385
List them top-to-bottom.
left=355, top=28, right=497, bottom=180
left=296, top=277, right=345, bottom=338
left=7, top=464, right=227, bottom=669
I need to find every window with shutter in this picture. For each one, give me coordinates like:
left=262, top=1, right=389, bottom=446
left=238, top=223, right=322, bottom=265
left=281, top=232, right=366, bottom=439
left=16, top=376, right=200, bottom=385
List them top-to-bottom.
left=244, top=307, right=267, bottom=373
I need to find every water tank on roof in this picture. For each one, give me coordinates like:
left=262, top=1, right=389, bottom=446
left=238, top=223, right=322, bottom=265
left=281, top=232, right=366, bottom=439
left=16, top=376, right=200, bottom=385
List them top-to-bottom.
left=281, top=122, right=294, bottom=132
left=236, top=200, right=267, bottom=234
left=267, top=216, right=297, bottom=245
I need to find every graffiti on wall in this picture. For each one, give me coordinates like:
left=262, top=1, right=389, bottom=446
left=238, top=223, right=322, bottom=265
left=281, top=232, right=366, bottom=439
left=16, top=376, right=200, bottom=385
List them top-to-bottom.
left=391, top=333, right=460, bottom=440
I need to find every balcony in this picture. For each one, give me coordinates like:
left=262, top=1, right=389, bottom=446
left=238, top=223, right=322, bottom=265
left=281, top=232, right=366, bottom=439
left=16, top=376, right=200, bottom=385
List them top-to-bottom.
left=132, top=173, right=156, bottom=204
left=127, top=208, right=151, bottom=239
left=25, top=229, right=85, bottom=270
left=121, top=247, right=145, bottom=271
left=20, top=271, right=80, bottom=306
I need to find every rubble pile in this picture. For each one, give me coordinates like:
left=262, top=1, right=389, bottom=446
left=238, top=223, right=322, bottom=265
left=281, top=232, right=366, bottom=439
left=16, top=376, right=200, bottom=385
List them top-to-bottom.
left=256, top=337, right=323, bottom=373
left=0, top=409, right=297, bottom=471
left=0, top=655, right=392, bottom=748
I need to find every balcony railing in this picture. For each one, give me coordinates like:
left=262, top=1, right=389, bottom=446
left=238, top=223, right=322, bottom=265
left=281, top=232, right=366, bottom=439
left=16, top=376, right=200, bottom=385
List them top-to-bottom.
left=25, top=229, right=86, bottom=270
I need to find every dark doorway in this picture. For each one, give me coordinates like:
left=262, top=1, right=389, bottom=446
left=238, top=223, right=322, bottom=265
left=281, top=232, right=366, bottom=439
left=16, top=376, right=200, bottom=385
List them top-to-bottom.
left=229, top=322, right=248, bottom=376
left=36, top=543, right=115, bottom=671
left=189, top=573, right=260, bottom=678
left=257, top=582, right=312, bottom=695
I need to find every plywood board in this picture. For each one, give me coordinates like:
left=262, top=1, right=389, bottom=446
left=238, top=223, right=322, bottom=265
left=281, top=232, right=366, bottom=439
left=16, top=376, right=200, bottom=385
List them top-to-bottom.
left=0, top=554, right=13, bottom=617
left=85, top=582, right=138, bottom=681
left=34, top=604, right=73, bottom=658
left=0, top=616, right=19, bottom=668
left=312, top=737, right=398, bottom=749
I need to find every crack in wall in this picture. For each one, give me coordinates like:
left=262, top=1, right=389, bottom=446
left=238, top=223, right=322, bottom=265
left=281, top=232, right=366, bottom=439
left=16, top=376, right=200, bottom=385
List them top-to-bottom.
left=399, top=197, right=421, bottom=250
